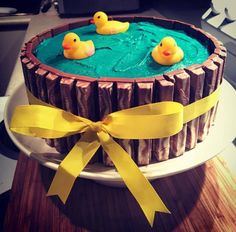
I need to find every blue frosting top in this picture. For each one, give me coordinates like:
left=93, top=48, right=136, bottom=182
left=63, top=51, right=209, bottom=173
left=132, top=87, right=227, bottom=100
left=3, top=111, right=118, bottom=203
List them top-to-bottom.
left=34, top=22, right=210, bottom=78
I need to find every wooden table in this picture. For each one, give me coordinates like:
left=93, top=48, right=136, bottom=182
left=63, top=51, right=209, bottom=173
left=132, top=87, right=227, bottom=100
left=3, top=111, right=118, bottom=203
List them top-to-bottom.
left=4, top=152, right=236, bottom=232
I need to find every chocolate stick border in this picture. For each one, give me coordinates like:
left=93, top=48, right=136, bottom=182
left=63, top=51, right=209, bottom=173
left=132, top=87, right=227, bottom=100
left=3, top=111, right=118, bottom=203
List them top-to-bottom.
left=21, top=16, right=225, bottom=165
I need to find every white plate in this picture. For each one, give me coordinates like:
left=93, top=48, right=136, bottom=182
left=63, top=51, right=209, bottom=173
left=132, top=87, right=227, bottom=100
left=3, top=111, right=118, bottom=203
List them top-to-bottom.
left=4, top=80, right=236, bottom=186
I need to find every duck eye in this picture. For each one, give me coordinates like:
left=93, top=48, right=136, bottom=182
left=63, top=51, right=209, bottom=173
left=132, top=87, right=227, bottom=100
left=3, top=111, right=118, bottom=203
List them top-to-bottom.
left=97, top=16, right=100, bottom=19
left=73, top=39, right=76, bottom=42
left=160, top=42, right=162, bottom=47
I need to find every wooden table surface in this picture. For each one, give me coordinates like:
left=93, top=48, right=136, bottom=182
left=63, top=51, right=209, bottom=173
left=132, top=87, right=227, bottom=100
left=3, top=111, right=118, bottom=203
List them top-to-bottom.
left=4, top=152, right=236, bottom=232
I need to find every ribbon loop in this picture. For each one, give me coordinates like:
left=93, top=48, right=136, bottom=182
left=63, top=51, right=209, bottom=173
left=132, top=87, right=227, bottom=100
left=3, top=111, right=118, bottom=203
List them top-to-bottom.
left=103, top=101, right=184, bottom=139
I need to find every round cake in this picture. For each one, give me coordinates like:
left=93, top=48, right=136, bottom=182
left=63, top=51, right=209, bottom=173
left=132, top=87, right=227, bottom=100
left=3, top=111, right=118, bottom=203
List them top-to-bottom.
left=20, top=16, right=227, bottom=166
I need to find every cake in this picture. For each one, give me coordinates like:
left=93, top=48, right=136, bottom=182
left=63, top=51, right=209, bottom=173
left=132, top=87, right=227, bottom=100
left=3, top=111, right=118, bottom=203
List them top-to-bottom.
left=20, top=16, right=226, bottom=166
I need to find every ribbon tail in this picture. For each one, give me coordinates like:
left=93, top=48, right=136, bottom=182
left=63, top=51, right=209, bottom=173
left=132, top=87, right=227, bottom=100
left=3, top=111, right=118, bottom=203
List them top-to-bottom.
left=47, top=130, right=100, bottom=203
left=97, top=131, right=170, bottom=227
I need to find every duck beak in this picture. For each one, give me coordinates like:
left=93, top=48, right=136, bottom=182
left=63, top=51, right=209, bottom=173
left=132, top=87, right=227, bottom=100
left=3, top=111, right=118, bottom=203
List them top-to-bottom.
left=90, top=19, right=95, bottom=24
left=62, top=43, right=71, bottom=50
left=163, top=50, right=171, bottom=56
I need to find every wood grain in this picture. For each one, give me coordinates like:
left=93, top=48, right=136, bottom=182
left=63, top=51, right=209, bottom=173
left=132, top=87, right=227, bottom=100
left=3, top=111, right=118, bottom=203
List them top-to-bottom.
left=4, top=153, right=236, bottom=232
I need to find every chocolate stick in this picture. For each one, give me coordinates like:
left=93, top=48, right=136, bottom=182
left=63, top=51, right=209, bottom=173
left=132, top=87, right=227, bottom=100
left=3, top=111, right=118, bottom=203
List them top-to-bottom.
left=211, top=49, right=227, bottom=124
left=209, top=54, right=224, bottom=127
left=20, top=57, right=31, bottom=91
left=198, top=61, right=218, bottom=141
left=25, top=62, right=39, bottom=98
left=185, top=67, right=205, bottom=150
left=34, top=68, right=53, bottom=147
left=35, top=68, right=48, bottom=102
left=168, top=71, right=190, bottom=157
left=45, top=73, right=67, bottom=153
left=152, top=77, right=174, bottom=161
left=60, top=78, right=78, bottom=152
left=76, top=81, right=98, bottom=163
left=98, top=81, right=115, bottom=166
left=116, top=82, right=134, bottom=160
left=136, top=82, right=153, bottom=165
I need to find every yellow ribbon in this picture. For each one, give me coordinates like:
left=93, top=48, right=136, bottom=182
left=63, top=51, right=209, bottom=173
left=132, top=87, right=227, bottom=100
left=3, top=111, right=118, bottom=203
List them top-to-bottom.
left=10, top=85, right=221, bottom=226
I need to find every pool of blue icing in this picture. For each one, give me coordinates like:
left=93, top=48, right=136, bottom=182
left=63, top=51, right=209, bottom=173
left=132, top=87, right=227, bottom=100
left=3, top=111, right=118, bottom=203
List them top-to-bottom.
left=34, top=22, right=210, bottom=78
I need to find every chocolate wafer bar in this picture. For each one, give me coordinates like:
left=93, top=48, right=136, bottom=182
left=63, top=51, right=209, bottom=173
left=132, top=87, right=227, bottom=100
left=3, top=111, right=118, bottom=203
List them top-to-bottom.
left=209, top=54, right=224, bottom=126
left=20, top=57, right=31, bottom=91
left=199, top=61, right=218, bottom=141
left=25, top=62, right=39, bottom=98
left=185, top=67, right=205, bottom=149
left=35, top=68, right=48, bottom=102
left=166, top=71, right=190, bottom=157
left=46, top=72, right=67, bottom=153
left=152, top=76, right=174, bottom=161
left=60, top=78, right=78, bottom=151
left=76, top=80, right=98, bottom=163
left=98, top=81, right=115, bottom=166
left=136, top=81, right=154, bottom=165
left=116, top=82, right=135, bottom=161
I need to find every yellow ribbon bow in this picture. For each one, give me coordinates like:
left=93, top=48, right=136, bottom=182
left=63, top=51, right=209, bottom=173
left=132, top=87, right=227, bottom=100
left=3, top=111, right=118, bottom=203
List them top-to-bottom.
left=10, top=85, right=220, bottom=226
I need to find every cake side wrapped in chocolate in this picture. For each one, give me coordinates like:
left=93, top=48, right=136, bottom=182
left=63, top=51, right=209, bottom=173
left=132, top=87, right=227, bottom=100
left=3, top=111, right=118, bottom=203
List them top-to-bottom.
left=20, top=16, right=226, bottom=166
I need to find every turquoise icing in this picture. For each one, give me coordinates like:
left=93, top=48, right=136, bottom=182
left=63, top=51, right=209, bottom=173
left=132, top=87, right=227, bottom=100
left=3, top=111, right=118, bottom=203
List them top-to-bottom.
left=34, top=22, right=210, bottom=78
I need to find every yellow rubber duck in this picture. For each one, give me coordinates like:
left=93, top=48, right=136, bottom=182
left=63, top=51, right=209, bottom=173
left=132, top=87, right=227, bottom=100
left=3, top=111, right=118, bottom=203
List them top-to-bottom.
left=92, top=11, right=129, bottom=35
left=62, top=32, right=95, bottom=60
left=151, top=36, right=184, bottom=66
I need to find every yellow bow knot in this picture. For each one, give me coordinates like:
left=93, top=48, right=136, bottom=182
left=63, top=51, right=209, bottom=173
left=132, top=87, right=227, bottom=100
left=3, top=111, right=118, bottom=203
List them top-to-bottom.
left=89, top=121, right=104, bottom=133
